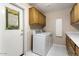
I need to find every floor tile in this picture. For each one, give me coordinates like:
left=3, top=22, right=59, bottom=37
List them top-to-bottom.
left=26, top=44, right=68, bottom=56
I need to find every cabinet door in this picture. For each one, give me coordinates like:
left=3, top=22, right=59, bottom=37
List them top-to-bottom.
left=70, top=3, right=79, bottom=24
left=74, top=4, right=78, bottom=22
left=76, top=4, right=79, bottom=24
left=77, top=4, right=79, bottom=20
left=29, top=7, right=46, bottom=29
left=29, top=8, right=39, bottom=25
left=33, top=8, right=39, bottom=24
left=70, top=9, right=74, bottom=24
left=38, top=12, right=42, bottom=25
left=38, top=12, right=46, bottom=27
left=40, top=14, right=44, bottom=25
left=43, top=15, right=46, bottom=26
left=66, top=35, right=75, bottom=56
left=66, top=35, right=70, bottom=55
left=66, top=37, right=70, bottom=54
left=70, top=39, right=75, bottom=50
left=69, top=42, right=75, bottom=56
left=76, top=46, right=79, bottom=56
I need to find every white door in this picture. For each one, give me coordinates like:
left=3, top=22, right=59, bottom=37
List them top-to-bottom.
left=0, top=3, right=23, bottom=56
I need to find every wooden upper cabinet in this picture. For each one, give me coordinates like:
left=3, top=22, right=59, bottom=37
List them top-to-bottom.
left=70, top=3, right=79, bottom=24
left=74, top=4, right=78, bottom=22
left=29, top=7, right=46, bottom=29
left=29, top=7, right=39, bottom=25
left=70, top=8, right=74, bottom=24
left=38, top=12, right=42, bottom=25
left=38, top=13, right=46, bottom=26
left=43, top=16, right=46, bottom=27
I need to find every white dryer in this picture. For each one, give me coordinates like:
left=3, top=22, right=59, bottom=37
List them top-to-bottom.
left=33, top=32, right=52, bottom=56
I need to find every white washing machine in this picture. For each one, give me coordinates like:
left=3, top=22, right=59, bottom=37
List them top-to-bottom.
left=33, top=32, right=52, bottom=56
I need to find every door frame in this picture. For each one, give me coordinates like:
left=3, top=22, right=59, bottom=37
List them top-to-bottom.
left=10, top=3, right=25, bottom=56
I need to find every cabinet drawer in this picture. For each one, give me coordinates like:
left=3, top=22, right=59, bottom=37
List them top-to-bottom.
left=76, top=46, right=79, bottom=56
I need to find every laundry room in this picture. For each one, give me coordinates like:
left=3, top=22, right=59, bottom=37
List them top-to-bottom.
left=0, top=3, right=79, bottom=56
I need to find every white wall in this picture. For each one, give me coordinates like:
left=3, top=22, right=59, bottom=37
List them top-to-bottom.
left=44, top=8, right=79, bottom=45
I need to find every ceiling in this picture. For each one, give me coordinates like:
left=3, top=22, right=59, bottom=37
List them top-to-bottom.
left=30, top=3, right=74, bottom=13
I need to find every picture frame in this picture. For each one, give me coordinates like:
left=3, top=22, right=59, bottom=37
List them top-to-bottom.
left=6, top=7, right=19, bottom=29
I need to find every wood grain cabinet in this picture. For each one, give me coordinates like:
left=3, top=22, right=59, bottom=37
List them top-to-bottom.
left=70, top=3, right=79, bottom=24
left=29, top=7, right=46, bottom=29
left=38, top=13, right=46, bottom=27
left=66, top=35, right=79, bottom=56
left=66, top=35, right=75, bottom=56
left=76, top=45, right=79, bottom=56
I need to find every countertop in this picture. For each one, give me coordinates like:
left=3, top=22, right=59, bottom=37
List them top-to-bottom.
left=66, top=32, right=79, bottom=47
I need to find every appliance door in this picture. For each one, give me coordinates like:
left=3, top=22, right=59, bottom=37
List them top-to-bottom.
left=0, top=4, right=23, bottom=56
left=33, top=34, right=45, bottom=56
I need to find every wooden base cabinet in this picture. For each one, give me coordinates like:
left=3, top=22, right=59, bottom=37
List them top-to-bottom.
left=66, top=35, right=79, bottom=56
left=66, top=35, right=75, bottom=56
left=76, top=46, right=79, bottom=56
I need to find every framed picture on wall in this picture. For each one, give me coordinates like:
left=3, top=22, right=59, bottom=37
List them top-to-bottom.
left=6, top=7, right=19, bottom=29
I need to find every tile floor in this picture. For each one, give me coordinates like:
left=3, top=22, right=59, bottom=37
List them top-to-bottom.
left=26, top=44, right=68, bottom=56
